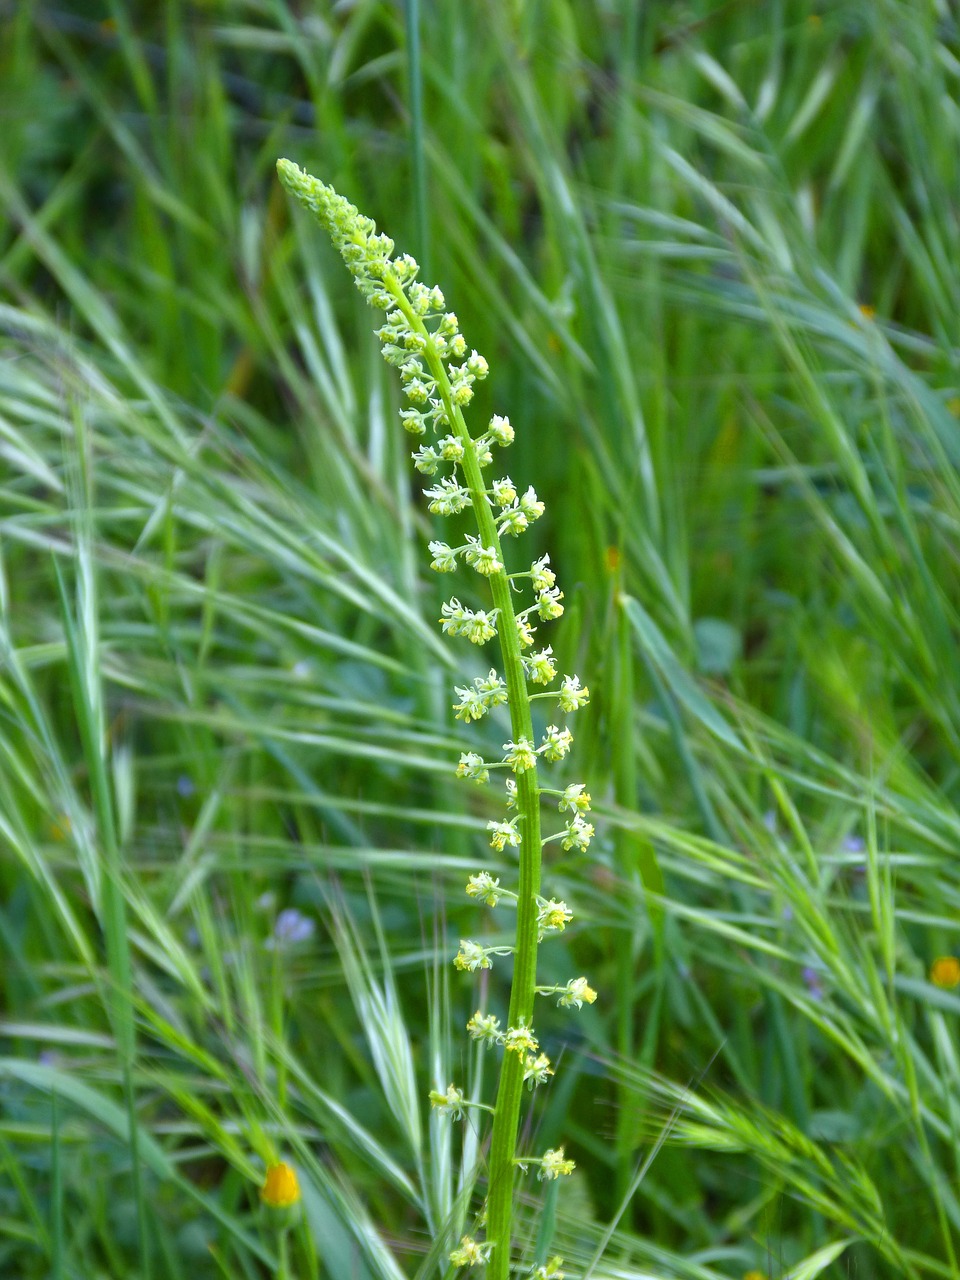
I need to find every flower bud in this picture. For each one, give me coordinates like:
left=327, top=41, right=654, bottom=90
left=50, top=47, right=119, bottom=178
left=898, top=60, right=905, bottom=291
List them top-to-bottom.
left=260, top=1161, right=302, bottom=1229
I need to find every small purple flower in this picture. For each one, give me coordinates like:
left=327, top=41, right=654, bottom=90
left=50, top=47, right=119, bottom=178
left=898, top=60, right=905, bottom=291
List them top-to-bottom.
left=176, top=775, right=196, bottom=798
left=762, top=809, right=777, bottom=833
left=842, top=834, right=865, bottom=853
left=781, top=904, right=794, bottom=923
left=266, top=908, right=315, bottom=950
left=801, top=965, right=824, bottom=1001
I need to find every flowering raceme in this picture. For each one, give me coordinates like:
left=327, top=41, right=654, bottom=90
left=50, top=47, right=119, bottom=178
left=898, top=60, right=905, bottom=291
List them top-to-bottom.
left=277, top=159, right=596, bottom=1280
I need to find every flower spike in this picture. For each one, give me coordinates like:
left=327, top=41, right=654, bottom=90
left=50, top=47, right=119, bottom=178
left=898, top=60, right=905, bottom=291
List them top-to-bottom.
left=278, top=159, right=596, bottom=1280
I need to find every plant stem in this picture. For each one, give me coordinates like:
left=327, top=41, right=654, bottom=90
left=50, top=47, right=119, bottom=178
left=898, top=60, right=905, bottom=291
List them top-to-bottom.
left=385, top=273, right=543, bottom=1277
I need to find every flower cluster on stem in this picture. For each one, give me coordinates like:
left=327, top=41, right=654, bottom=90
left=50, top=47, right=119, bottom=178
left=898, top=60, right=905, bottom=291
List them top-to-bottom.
left=277, top=159, right=596, bottom=1280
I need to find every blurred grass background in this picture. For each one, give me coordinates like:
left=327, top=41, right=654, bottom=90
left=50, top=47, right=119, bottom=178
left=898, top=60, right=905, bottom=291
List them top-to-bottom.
left=3, top=1, right=960, bottom=1277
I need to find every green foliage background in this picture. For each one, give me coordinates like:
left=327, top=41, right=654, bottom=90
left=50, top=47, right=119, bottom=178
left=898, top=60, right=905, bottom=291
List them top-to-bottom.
left=2, top=1, right=960, bottom=1277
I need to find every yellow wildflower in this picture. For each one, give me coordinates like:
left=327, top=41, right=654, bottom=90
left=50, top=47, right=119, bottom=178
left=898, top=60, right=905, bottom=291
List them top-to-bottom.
left=930, top=957, right=960, bottom=989
left=260, top=1161, right=300, bottom=1208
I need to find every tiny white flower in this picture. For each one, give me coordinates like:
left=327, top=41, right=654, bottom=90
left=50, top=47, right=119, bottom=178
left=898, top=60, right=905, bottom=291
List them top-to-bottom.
left=394, top=252, right=420, bottom=281
left=407, top=282, right=431, bottom=314
left=375, top=320, right=401, bottom=343
left=381, top=342, right=407, bottom=367
left=467, top=350, right=489, bottom=379
left=449, top=370, right=475, bottom=405
left=405, top=378, right=432, bottom=404
left=400, top=408, right=427, bottom=435
left=488, top=414, right=515, bottom=446
left=438, top=434, right=465, bottom=462
left=412, top=444, right=443, bottom=474
left=492, top=477, right=518, bottom=507
left=424, top=478, right=472, bottom=516
left=519, top=485, right=545, bottom=522
left=497, top=505, right=529, bottom=537
left=463, top=535, right=503, bottom=576
left=428, top=541, right=458, bottom=572
left=530, top=555, right=556, bottom=592
left=536, top=587, right=564, bottom=620
left=439, top=598, right=469, bottom=635
left=439, top=600, right=498, bottom=644
left=464, top=611, right=498, bottom=644
left=516, top=616, right=537, bottom=647
left=523, top=646, right=557, bottom=685
left=476, top=669, right=508, bottom=708
left=453, top=671, right=507, bottom=719
left=558, top=675, right=590, bottom=711
left=452, top=685, right=487, bottom=721
left=540, top=725, right=573, bottom=763
left=502, top=737, right=538, bottom=773
left=456, top=752, right=489, bottom=784
left=505, top=778, right=518, bottom=809
left=558, top=783, right=591, bottom=814
left=561, top=816, right=594, bottom=852
left=487, top=817, right=521, bottom=851
left=466, top=872, right=503, bottom=906
left=537, top=898, right=573, bottom=937
left=454, top=939, right=491, bottom=971
left=556, top=976, right=598, bottom=1009
left=466, top=1010, right=503, bottom=1045
left=503, top=1020, right=538, bottom=1055
left=523, top=1053, right=553, bottom=1088
left=428, top=1084, right=465, bottom=1117
left=539, top=1148, right=575, bottom=1180
left=449, top=1236, right=492, bottom=1268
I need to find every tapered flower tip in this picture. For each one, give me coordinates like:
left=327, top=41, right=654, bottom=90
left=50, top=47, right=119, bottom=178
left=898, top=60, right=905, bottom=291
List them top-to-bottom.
left=276, top=157, right=302, bottom=187
left=276, top=159, right=321, bottom=208
left=276, top=159, right=331, bottom=212
left=260, top=1161, right=301, bottom=1208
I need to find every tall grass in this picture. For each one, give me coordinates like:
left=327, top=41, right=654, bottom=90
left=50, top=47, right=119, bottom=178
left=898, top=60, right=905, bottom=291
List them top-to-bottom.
left=2, top=1, right=960, bottom=1277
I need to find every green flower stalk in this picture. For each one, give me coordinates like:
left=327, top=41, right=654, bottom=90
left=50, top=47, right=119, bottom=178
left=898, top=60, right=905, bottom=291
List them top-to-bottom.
left=277, top=159, right=596, bottom=1280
